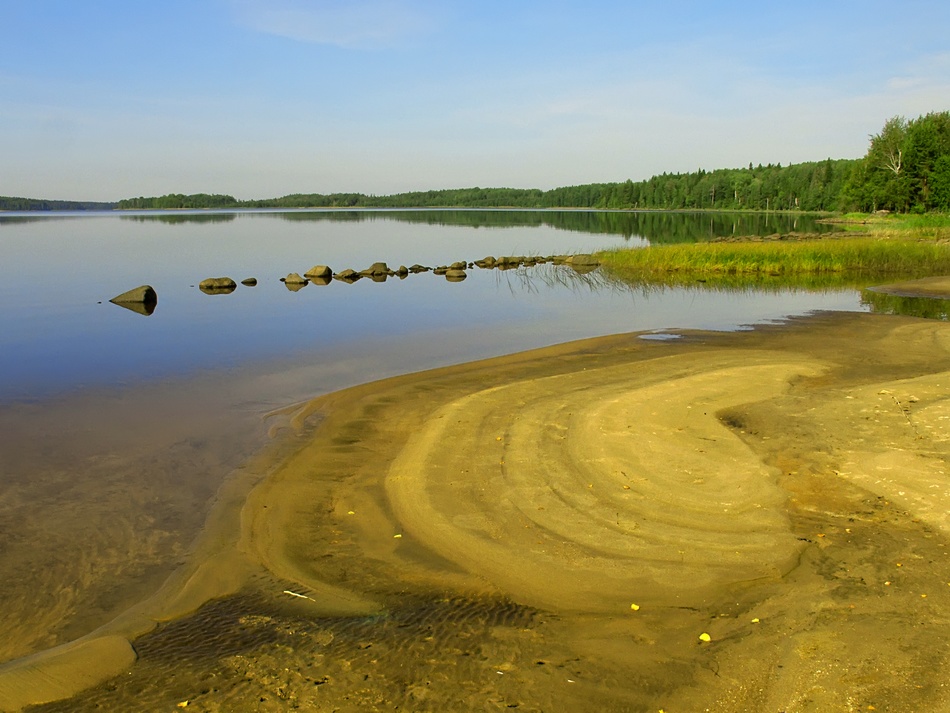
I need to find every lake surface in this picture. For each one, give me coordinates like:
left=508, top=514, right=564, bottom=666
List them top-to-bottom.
left=0, top=209, right=872, bottom=707
left=0, top=209, right=851, bottom=403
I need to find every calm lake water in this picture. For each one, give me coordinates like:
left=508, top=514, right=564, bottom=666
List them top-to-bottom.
left=0, top=209, right=872, bottom=707
left=0, top=209, right=854, bottom=403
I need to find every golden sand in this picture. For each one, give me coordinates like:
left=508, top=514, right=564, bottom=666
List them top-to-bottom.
left=6, top=303, right=950, bottom=710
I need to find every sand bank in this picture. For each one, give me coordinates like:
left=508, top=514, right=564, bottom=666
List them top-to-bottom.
left=6, top=310, right=950, bottom=711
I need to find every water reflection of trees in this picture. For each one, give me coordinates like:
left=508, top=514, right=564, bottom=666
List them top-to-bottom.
left=6, top=208, right=841, bottom=241
left=266, top=209, right=839, bottom=243
left=120, top=213, right=238, bottom=225
left=861, top=290, right=950, bottom=320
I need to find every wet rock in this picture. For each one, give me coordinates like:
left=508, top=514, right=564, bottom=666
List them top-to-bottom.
left=566, top=254, right=600, bottom=273
left=474, top=256, right=496, bottom=269
left=495, top=256, right=518, bottom=270
left=449, top=261, right=468, bottom=271
left=360, top=262, right=395, bottom=278
left=408, top=264, right=430, bottom=274
left=304, top=265, right=332, bottom=280
left=396, top=265, right=409, bottom=279
left=433, top=266, right=448, bottom=275
left=445, top=268, right=467, bottom=281
left=334, top=269, right=361, bottom=283
left=283, top=272, right=308, bottom=285
left=310, top=275, right=332, bottom=286
left=199, top=277, right=237, bottom=294
left=241, top=277, right=258, bottom=287
left=284, top=280, right=307, bottom=292
left=110, top=284, right=157, bottom=304
left=109, top=285, right=157, bottom=315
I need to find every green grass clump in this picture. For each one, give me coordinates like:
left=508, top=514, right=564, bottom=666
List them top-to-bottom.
left=596, top=237, right=950, bottom=289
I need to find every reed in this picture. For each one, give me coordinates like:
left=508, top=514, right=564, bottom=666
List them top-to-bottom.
left=596, top=237, right=950, bottom=288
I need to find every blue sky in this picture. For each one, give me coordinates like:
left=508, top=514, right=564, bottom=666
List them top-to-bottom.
left=2, top=0, right=949, bottom=201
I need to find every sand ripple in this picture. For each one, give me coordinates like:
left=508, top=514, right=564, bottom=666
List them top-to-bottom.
left=387, top=352, right=825, bottom=611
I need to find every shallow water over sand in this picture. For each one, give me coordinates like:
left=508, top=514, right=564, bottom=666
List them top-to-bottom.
left=1, top=210, right=905, bottom=710
left=17, top=313, right=950, bottom=713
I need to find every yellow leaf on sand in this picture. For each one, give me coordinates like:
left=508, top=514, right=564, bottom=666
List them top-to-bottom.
left=630, top=603, right=640, bottom=611
left=699, top=632, right=712, bottom=642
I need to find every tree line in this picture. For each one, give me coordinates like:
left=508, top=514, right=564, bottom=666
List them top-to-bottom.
left=11, top=111, right=950, bottom=214
left=839, top=111, right=950, bottom=212
left=113, top=162, right=856, bottom=213
left=0, top=196, right=116, bottom=211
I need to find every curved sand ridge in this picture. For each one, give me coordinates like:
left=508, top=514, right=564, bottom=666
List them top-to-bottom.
left=9, top=310, right=950, bottom=711
left=387, top=354, right=825, bottom=611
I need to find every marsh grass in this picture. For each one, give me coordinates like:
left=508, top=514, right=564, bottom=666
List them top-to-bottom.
left=829, top=212, right=950, bottom=240
left=596, top=237, right=950, bottom=289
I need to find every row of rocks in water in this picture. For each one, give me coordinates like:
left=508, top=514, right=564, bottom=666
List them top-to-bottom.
left=108, top=254, right=600, bottom=311
left=198, top=254, right=601, bottom=293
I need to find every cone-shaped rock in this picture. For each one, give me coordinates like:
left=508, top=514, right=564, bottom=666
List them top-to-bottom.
left=109, top=285, right=157, bottom=316
left=110, top=285, right=157, bottom=304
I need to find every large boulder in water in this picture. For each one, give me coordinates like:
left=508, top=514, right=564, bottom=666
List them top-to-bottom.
left=360, top=262, right=395, bottom=278
left=304, top=265, right=332, bottom=280
left=334, top=269, right=362, bottom=283
left=199, top=277, right=237, bottom=294
left=109, top=285, right=157, bottom=315
left=110, top=285, right=157, bottom=304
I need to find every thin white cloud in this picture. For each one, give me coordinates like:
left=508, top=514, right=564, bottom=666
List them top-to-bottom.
left=230, top=0, right=440, bottom=49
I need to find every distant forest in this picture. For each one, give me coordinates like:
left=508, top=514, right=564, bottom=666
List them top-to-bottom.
left=5, top=112, right=948, bottom=214
left=112, top=160, right=856, bottom=213
left=0, top=197, right=116, bottom=211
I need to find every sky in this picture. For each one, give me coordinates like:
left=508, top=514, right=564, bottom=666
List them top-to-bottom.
left=2, top=0, right=949, bottom=201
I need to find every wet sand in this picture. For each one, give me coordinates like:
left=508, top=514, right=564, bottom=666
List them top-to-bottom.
left=5, top=309, right=950, bottom=711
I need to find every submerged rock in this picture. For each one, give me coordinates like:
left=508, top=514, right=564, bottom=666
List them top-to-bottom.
left=566, top=254, right=600, bottom=274
left=445, top=268, right=468, bottom=282
left=241, top=277, right=258, bottom=287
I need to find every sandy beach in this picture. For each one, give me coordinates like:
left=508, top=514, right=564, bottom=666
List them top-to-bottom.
left=5, top=303, right=950, bottom=711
